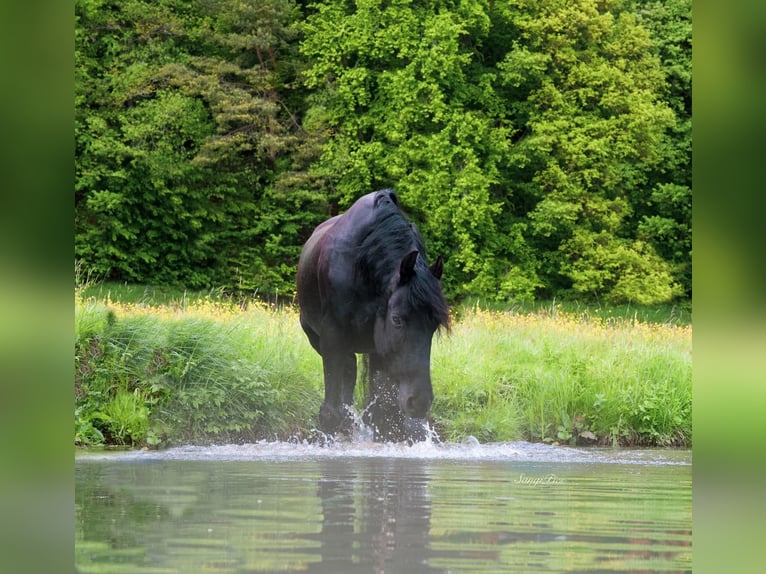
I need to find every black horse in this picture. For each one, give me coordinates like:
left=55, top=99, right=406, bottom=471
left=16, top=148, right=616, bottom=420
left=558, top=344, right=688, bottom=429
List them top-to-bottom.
left=296, top=189, right=449, bottom=441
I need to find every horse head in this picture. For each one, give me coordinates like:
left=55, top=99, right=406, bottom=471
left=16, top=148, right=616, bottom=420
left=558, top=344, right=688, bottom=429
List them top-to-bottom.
left=373, top=249, right=447, bottom=419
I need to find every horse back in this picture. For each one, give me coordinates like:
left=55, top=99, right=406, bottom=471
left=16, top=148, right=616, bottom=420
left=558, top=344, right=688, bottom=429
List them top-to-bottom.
left=296, top=192, right=392, bottom=347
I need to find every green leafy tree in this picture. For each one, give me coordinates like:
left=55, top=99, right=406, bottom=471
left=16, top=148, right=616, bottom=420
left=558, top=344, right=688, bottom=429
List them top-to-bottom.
left=75, top=0, right=314, bottom=292
left=75, top=0, right=691, bottom=304
left=76, top=0, right=217, bottom=286
left=300, top=0, right=511, bottom=296
left=300, top=0, right=688, bottom=303
left=495, top=0, right=682, bottom=303
left=630, top=0, right=692, bottom=297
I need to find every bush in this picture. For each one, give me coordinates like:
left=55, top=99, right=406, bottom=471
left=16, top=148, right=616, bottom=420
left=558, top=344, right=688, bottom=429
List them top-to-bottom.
left=74, top=295, right=322, bottom=447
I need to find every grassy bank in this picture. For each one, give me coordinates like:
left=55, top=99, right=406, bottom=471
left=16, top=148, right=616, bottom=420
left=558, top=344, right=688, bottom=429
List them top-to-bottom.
left=75, top=288, right=691, bottom=447
left=75, top=295, right=322, bottom=447
left=431, top=306, right=691, bottom=446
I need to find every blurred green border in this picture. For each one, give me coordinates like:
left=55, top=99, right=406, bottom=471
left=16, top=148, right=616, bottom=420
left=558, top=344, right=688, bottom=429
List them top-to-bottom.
left=3, top=0, right=766, bottom=572
left=0, top=1, right=75, bottom=573
left=694, top=1, right=766, bottom=573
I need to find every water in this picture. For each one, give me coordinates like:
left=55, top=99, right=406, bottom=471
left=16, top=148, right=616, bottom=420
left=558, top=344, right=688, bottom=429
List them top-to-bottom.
left=76, top=441, right=691, bottom=573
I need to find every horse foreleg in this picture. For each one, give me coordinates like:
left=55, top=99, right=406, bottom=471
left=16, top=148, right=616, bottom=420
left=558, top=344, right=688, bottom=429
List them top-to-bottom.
left=319, top=350, right=356, bottom=436
left=340, top=352, right=357, bottom=407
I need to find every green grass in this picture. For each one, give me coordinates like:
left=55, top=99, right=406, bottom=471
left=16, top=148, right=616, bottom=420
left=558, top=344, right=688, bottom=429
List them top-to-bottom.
left=78, top=280, right=288, bottom=307
left=81, top=281, right=691, bottom=325
left=75, top=283, right=691, bottom=447
left=75, top=294, right=322, bottom=447
left=457, top=296, right=692, bottom=326
left=430, top=308, right=691, bottom=446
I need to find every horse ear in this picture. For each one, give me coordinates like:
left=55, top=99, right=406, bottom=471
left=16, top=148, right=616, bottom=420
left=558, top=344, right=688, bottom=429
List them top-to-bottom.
left=399, top=250, right=419, bottom=284
left=430, top=255, right=444, bottom=280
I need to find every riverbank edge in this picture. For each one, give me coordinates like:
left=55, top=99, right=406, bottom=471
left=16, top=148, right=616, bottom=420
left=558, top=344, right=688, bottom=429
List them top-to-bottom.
left=75, top=293, right=691, bottom=448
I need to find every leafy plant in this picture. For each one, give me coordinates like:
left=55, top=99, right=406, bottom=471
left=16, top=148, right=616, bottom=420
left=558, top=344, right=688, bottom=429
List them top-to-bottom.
left=94, top=389, right=149, bottom=446
left=75, top=407, right=104, bottom=446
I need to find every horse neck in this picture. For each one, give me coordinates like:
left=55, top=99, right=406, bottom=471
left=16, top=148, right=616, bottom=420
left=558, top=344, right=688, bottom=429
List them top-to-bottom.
left=356, top=213, right=420, bottom=292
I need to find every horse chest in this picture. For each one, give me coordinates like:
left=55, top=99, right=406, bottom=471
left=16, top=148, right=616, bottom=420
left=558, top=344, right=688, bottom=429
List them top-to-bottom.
left=328, top=299, right=377, bottom=350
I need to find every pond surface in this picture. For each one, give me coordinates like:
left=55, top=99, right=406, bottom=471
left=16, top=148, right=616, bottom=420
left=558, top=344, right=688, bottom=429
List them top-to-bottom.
left=76, top=441, right=691, bottom=573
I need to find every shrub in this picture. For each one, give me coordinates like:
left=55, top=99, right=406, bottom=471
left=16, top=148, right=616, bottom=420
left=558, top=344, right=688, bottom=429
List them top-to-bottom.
left=74, top=295, right=322, bottom=446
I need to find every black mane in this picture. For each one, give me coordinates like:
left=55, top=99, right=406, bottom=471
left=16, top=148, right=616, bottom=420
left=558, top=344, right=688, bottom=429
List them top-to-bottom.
left=355, top=190, right=450, bottom=330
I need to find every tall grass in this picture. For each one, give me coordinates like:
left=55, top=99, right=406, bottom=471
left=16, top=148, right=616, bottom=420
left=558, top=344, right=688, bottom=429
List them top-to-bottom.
left=75, top=289, right=691, bottom=447
left=75, top=294, right=322, bottom=446
left=431, top=305, right=691, bottom=446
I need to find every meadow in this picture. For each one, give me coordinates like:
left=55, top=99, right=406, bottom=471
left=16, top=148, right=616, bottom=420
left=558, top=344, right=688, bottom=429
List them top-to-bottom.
left=75, top=284, right=691, bottom=447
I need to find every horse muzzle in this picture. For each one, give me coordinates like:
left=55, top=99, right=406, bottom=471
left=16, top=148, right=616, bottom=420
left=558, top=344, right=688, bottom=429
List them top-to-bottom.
left=399, top=383, right=433, bottom=419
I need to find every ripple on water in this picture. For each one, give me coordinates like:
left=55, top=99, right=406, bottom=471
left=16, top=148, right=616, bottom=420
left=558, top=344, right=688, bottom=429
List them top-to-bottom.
left=76, top=438, right=690, bottom=466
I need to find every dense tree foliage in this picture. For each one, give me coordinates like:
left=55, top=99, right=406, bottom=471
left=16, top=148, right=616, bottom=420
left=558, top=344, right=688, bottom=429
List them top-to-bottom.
left=75, top=0, right=691, bottom=304
left=75, top=0, right=319, bottom=292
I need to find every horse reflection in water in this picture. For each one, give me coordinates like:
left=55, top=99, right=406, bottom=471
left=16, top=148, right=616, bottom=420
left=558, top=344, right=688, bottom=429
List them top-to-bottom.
left=297, top=189, right=450, bottom=442
left=311, top=458, right=446, bottom=574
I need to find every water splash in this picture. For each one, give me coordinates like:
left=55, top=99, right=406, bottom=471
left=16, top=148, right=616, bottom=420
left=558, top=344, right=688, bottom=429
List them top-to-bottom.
left=346, top=399, right=441, bottom=444
left=347, top=404, right=375, bottom=442
left=77, top=437, right=690, bottom=466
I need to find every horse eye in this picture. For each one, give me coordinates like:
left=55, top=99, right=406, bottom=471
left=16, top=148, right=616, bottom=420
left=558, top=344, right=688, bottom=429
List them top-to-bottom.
left=391, top=314, right=403, bottom=328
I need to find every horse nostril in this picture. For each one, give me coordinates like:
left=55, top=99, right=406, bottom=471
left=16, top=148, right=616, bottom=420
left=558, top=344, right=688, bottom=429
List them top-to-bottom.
left=406, top=396, right=416, bottom=413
